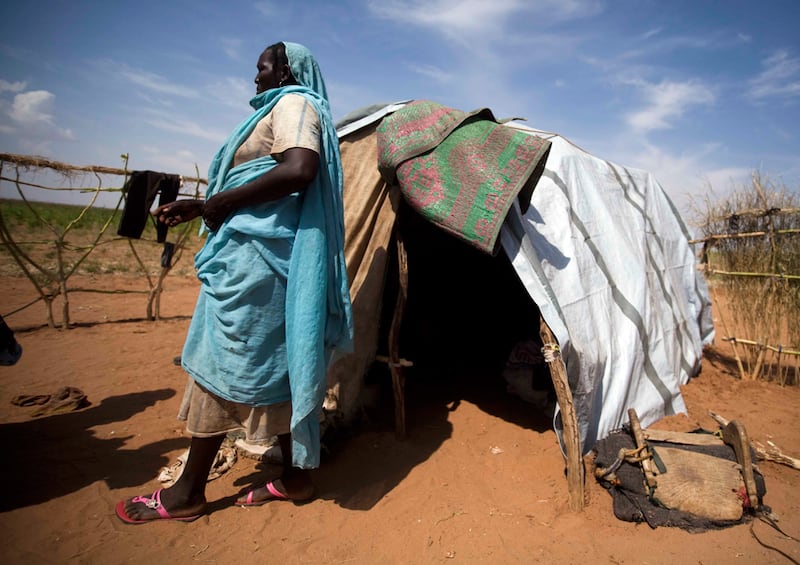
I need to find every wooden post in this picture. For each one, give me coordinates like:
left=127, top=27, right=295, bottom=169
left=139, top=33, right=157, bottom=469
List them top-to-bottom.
left=390, top=232, right=409, bottom=440
left=55, top=238, right=70, bottom=329
left=709, top=286, right=748, bottom=381
left=540, top=319, right=585, bottom=511
left=750, top=338, right=767, bottom=381
left=628, top=408, right=658, bottom=490
left=720, top=419, right=760, bottom=507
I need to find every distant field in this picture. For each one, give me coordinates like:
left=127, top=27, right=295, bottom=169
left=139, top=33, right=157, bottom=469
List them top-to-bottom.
left=0, top=198, right=205, bottom=278
left=1, top=198, right=122, bottom=230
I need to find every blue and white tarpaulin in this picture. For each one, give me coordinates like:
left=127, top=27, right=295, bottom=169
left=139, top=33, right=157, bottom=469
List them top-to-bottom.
left=500, top=125, right=714, bottom=453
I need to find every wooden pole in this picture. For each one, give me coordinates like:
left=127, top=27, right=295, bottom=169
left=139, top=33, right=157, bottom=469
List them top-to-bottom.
left=390, top=232, right=409, bottom=440
left=710, top=286, right=748, bottom=380
left=540, top=319, right=585, bottom=511
left=750, top=338, right=767, bottom=381
left=628, top=408, right=658, bottom=491
left=709, top=410, right=800, bottom=471
left=720, top=419, right=760, bottom=506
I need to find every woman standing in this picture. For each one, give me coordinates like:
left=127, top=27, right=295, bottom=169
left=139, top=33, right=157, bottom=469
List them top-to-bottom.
left=116, top=41, right=352, bottom=524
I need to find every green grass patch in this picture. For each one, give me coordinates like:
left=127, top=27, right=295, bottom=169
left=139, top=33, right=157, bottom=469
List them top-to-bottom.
left=1, top=198, right=122, bottom=231
left=1, top=198, right=205, bottom=277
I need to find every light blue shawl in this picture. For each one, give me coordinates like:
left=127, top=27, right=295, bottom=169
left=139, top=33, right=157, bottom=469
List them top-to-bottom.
left=182, top=42, right=352, bottom=468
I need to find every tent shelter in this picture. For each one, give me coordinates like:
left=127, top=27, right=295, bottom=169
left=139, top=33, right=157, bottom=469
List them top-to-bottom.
left=326, top=101, right=715, bottom=510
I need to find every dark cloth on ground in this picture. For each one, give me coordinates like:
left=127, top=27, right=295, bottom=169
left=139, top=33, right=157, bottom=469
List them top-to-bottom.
left=11, top=386, right=88, bottom=416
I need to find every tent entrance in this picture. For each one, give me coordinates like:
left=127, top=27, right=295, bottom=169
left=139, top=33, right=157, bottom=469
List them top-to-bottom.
left=371, top=200, right=585, bottom=511
left=392, top=200, right=541, bottom=373
left=373, top=201, right=552, bottom=427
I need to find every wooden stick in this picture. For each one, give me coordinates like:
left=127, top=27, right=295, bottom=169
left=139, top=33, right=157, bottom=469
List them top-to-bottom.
left=0, top=152, right=207, bottom=184
left=705, top=206, right=800, bottom=222
left=689, top=228, right=800, bottom=244
left=389, top=232, right=408, bottom=440
left=706, top=269, right=800, bottom=281
left=709, top=286, right=748, bottom=381
left=541, top=320, right=585, bottom=512
left=721, top=338, right=800, bottom=357
left=751, top=339, right=768, bottom=381
left=375, top=355, right=413, bottom=367
left=628, top=408, right=658, bottom=490
left=708, top=410, right=729, bottom=427
left=709, top=411, right=800, bottom=471
left=720, top=420, right=759, bottom=505
left=643, top=429, right=724, bottom=446
left=752, top=440, right=800, bottom=470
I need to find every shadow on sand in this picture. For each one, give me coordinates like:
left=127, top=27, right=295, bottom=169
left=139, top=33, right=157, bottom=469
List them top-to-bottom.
left=230, top=366, right=553, bottom=513
left=0, top=388, right=184, bottom=512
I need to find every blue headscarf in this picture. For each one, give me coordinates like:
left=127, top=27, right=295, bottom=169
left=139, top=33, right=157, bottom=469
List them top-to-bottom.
left=194, top=42, right=352, bottom=469
left=284, top=42, right=328, bottom=101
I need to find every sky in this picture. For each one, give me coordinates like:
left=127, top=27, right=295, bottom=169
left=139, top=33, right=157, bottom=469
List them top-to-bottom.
left=0, top=0, right=798, bottom=220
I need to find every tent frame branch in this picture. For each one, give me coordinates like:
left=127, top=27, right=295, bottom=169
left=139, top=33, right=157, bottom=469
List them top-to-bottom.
left=540, top=320, right=586, bottom=511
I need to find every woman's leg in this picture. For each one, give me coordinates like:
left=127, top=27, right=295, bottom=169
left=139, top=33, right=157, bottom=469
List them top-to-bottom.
left=275, top=432, right=314, bottom=496
left=235, top=433, right=314, bottom=504
left=121, top=434, right=225, bottom=520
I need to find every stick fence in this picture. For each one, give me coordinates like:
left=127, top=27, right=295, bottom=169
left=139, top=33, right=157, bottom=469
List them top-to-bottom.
left=0, top=153, right=207, bottom=328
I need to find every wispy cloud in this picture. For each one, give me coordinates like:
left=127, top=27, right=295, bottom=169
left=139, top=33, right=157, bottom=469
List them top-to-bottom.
left=254, top=0, right=277, bottom=17
left=363, top=0, right=597, bottom=117
left=367, top=0, right=601, bottom=40
left=369, top=0, right=525, bottom=36
left=639, top=28, right=662, bottom=41
left=613, top=34, right=723, bottom=67
left=221, top=37, right=243, bottom=61
left=0, top=43, right=37, bottom=66
left=747, top=49, right=800, bottom=101
left=103, top=59, right=250, bottom=111
left=406, top=63, right=454, bottom=84
left=117, top=65, right=199, bottom=99
left=206, top=76, right=254, bottom=110
left=0, top=79, right=26, bottom=93
left=625, top=79, right=715, bottom=132
left=0, top=88, right=74, bottom=155
left=8, top=90, right=74, bottom=139
left=10, top=90, right=54, bottom=124
left=141, top=109, right=228, bottom=142
left=619, top=139, right=750, bottom=218
left=137, top=144, right=205, bottom=177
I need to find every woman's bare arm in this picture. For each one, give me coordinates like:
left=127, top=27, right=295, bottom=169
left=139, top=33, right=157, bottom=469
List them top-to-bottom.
left=202, top=147, right=319, bottom=231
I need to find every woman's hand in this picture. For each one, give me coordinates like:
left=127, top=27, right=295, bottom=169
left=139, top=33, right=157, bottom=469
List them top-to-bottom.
left=202, top=193, right=234, bottom=232
left=152, top=199, right=204, bottom=227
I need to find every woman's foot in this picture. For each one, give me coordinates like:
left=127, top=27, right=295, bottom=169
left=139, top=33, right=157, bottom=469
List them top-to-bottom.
left=236, top=474, right=314, bottom=506
left=116, top=487, right=206, bottom=524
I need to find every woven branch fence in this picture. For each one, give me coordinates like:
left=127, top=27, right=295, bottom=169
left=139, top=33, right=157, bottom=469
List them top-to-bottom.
left=0, top=153, right=207, bottom=329
left=692, top=173, right=799, bottom=385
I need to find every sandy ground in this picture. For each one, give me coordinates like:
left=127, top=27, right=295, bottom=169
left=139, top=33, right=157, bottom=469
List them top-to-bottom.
left=1, top=274, right=799, bottom=564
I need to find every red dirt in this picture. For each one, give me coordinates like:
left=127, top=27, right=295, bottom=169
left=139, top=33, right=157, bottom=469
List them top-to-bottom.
left=1, top=275, right=798, bottom=563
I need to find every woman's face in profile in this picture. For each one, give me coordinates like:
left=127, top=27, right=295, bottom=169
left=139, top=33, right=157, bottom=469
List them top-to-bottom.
left=254, top=49, right=281, bottom=94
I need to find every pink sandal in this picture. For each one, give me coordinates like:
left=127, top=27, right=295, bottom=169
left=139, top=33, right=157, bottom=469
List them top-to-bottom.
left=238, top=481, right=290, bottom=507
left=115, top=488, right=203, bottom=524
